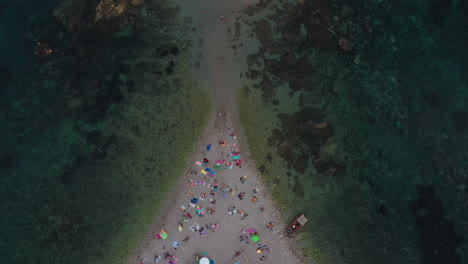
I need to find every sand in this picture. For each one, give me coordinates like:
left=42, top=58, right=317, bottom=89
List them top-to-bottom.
left=131, top=0, right=304, bottom=263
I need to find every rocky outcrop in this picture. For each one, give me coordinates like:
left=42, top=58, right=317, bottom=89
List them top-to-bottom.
left=303, top=0, right=340, bottom=50
left=254, top=20, right=275, bottom=51
left=283, top=20, right=306, bottom=45
left=264, top=56, right=313, bottom=91
left=268, top=129, right=285, bottom=147
left=294, top=154, right=309, bottom=174
left=293, top=182, right=305, bottom=197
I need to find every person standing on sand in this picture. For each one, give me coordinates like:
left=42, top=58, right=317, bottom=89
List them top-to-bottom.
left=172, top=241, right=179, bottom=250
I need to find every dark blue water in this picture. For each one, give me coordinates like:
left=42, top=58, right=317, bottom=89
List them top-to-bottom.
left=1, top=0, right=467, bottom=264
left=242, top=0, right=467, bottom=263
left=0, top=1, right=211, bottom=263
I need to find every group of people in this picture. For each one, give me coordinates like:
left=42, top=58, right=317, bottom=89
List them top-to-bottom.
left=151, top=121, right=276, bottom=263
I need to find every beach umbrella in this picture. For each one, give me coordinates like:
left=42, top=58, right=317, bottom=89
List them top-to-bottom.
left=214, top=164, right=222, bottom=171
left=162, top=232, right=168, bottom=240
left=251, top=235, right=259, bottom=242
left=199, top=257, right=210, bottom=264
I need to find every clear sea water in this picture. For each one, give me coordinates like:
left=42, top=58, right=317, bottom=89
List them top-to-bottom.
left=1, top=1, right=466, bottom=264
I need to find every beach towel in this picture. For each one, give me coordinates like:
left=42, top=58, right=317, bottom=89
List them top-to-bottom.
left=206, top=144, right=212, bottom=151
left=232, top=155, right=241, bottom=160
left=196, top=161, right=202, bottom=166
left=201, top=169, right=207, bottom=175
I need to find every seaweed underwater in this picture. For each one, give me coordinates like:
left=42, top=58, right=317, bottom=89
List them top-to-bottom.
left=0, top=0, right=209, bottom=263
left=239, top=0, right=467, bottom=263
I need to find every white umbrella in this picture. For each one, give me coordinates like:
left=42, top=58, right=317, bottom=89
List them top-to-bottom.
left=199, top=257, right=210, bottom=264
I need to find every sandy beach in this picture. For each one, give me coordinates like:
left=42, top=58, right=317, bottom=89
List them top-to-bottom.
left=130, top=0, right=304, bottom=263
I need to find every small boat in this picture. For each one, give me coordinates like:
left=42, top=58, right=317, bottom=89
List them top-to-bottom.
left=286, top=214, right=307, bottom=234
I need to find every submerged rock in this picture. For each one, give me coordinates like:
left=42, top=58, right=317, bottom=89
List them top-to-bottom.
left=302, top=0, right=340, bottom=50
left=283, top=19, right=306, bottom=45
left=254, top=20, right=274, bottom=51
left=246, top=54, right=258, bottom=66
left=265, top=56, right=313, bottom=91
left=261, top=78, right=274, bottom=99
left=298, top=107, right=326, bottom=122
left=298, top=121, right=333, bottom=146
left=268, top=129, right=285, bottom=147
left=277, top=146, right=295, bottom=167
left=294, top=153, right=309, bottom=174
left=314, top=159, right=343, bottom=175
left=258, top=165, right=266, bottom=174
left=293, top=182, right=305, bottom=198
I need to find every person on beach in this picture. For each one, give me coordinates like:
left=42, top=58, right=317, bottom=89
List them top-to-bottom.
left=266, top=222, right=275, bottom=231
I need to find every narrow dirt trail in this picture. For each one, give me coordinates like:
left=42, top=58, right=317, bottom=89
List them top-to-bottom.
left=130, top=1, right=305, bottom=263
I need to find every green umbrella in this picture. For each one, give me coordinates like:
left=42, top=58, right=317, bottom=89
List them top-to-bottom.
left=162, top=232, right=168, bottom=240
left=251, top=235, right=259, bottom=242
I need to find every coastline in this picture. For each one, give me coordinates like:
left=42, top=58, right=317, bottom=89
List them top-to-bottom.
left=129, top=0, right=305, bottom=263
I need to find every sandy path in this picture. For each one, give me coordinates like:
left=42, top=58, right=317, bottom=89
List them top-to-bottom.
left=132, top=1, right=304, bottom=263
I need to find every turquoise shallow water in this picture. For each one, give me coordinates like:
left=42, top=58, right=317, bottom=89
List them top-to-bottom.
left=240, top=0, right=467, bottom=263
left=0, top=1, right=209, bottom=263
left=1, top=1, right=467, bottom=264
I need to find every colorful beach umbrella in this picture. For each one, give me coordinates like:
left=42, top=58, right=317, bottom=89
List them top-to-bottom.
left=251, top=235, right=259, bottom=242
left=199, top=257, right=210, bottom=264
